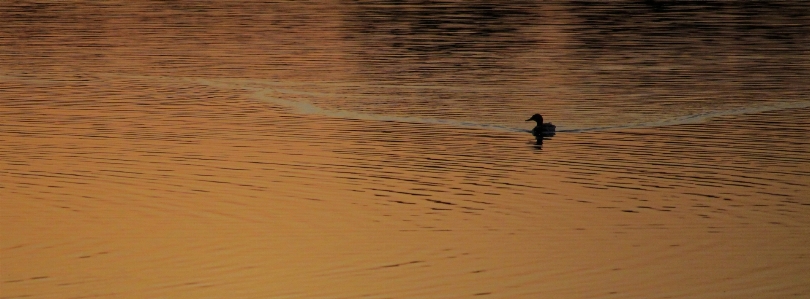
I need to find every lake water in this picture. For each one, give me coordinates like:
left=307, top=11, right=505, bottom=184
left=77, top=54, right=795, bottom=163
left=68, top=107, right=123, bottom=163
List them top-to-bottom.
left=2, top=1, right=809, bottom=298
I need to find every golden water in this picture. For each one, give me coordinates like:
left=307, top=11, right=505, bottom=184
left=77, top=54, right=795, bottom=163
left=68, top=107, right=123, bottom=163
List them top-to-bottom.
left=2, top=2, right=809, bottom=298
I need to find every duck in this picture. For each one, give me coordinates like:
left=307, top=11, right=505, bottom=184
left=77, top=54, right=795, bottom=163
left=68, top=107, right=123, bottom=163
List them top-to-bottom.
left=526, top=113, right=556, bottom=137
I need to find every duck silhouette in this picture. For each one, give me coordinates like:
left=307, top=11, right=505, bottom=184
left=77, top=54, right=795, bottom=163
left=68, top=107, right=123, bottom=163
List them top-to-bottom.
left=526, top=113, right=556, bottom=137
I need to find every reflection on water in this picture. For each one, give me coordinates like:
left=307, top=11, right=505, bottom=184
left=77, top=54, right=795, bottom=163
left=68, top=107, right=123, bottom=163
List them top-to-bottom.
left=343, top=0, right=542, bottom=81
left=1, top=1, right=810, bottom=298
left=1, top=1, right=806, bottom=130
left=330, top=1, right=810, bottom=129
left=561, top=1, right=810, bottom=127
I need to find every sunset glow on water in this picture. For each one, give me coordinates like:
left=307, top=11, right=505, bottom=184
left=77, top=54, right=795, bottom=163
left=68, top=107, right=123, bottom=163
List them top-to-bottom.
left=2, top=2, right=809, bottom=298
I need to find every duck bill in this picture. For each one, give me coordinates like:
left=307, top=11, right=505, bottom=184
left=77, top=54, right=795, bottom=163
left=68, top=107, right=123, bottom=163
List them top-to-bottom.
left=525, top=118, right=532, bottom=121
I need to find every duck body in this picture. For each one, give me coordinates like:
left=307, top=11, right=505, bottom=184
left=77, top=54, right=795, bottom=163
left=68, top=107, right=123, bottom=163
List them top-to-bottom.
left=526, top=113, right=556, bottom=137
left=532, top=123, right=556, bottom=137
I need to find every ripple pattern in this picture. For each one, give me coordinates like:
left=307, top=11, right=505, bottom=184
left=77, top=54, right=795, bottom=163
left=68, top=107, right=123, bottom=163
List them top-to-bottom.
left=2, top=1, right=810, bottom=298
left=2, top=74, right=809, bottom=298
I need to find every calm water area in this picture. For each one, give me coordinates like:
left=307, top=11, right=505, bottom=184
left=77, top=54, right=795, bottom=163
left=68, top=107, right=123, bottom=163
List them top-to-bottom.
left=2, top=1, right=809, bottom=298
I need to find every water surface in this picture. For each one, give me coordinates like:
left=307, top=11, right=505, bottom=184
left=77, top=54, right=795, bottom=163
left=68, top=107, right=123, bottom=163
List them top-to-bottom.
left=2, top=1, right=809, bottom=298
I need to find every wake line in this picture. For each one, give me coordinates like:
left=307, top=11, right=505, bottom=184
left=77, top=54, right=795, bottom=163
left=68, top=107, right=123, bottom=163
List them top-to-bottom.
left=94, top=74, right=810, bottom=134
left=94, top=74, right=519, bottom=132
left=176, top=77, right=533, bottom=133
left=249, top=86, right=810, bottom=133
left=249, top=90, right=527, bottom=133
left=559, top=101, right=810, bottom=133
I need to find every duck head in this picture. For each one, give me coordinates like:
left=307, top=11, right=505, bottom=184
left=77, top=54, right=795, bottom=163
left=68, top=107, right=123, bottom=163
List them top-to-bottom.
left=525, top=113, right=544, bottom=123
